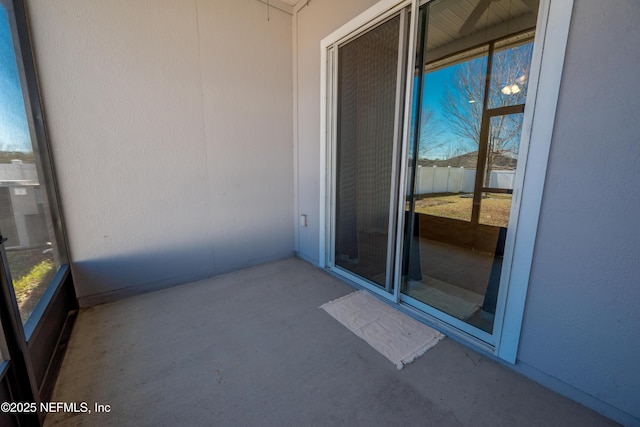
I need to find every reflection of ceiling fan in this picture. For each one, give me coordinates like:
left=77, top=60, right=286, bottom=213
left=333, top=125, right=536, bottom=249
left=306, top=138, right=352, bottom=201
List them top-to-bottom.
left=459, top=0, right=539, bottom=36
left=459, top=0, right=498, bottom=36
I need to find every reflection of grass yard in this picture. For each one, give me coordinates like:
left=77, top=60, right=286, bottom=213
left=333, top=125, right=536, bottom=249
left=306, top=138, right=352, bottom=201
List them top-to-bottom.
left=414, top=193, right=512, bottom=227
left=6, top=248, right=56, bottom=322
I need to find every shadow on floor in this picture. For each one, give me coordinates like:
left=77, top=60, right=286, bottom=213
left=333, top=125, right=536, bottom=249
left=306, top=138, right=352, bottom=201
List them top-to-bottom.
left=45, top=258, right=617, bottom=427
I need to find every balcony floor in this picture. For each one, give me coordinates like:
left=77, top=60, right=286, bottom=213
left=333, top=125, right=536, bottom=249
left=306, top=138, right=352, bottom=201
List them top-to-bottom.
left=45, top=258, right=616, bottom=426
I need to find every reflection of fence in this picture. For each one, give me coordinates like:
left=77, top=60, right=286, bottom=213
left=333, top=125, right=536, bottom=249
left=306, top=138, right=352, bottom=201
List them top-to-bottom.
left=412, top=166, right=515, bottom=194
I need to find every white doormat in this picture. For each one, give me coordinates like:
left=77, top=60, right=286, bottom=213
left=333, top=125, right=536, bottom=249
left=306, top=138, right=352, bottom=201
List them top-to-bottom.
left=320, top=291, right=445, bottom=369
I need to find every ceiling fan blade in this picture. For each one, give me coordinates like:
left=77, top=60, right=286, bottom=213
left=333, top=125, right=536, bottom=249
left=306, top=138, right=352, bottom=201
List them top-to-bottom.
left=459, top=0, right=494, bottom=36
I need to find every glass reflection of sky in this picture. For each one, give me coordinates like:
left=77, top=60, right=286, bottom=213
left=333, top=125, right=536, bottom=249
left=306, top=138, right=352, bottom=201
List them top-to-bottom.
left=0, top=5, right=31, bottom=153
left=415, top=42, right=531, bottom=161
left=418, top=60, right=483, bottom=160
left=420, top=66, right=456, bottom=160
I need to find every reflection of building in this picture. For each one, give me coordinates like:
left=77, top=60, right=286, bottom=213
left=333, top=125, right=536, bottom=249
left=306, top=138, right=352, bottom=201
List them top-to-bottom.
left=0, top=160, right=49, bottom=248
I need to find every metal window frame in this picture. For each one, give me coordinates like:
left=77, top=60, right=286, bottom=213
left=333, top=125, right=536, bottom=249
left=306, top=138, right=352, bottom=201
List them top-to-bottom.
left=0, top=1, right=77, bottom=425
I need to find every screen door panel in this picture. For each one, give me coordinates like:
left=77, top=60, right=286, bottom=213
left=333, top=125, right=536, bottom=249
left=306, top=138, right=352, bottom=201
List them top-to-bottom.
left=334, top=15, right=402, bottom=289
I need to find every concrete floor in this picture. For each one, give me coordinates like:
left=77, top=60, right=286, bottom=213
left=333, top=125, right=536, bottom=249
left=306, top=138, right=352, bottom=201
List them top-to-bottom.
left=45, top=258, right=617, bottom=426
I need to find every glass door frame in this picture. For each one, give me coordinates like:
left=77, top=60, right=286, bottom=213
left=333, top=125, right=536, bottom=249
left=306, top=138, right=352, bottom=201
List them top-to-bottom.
left=0, top=0, right=78, bottom=424
left=320, top=0, right=574, bottom=362
left=322, top=0, right=414, bottom=301
left=395, top=13, right=497, bottom=344
left=399, top=27, right=534, bottom=347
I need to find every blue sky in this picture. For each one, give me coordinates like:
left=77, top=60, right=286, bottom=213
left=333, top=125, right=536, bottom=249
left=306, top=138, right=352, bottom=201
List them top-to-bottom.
left=0, top=6, right=31, bottom=153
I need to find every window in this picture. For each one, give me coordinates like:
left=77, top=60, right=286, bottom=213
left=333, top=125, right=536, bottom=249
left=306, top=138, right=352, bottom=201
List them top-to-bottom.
left=0, top=1, right=76, bottom=421
left=0, top=3, right=68, bottom=323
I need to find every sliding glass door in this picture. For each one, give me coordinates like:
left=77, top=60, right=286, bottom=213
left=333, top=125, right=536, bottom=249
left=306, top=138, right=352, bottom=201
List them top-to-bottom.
left=324, top=0, right=542, bottom=348
left=400, top=0, right=538, bottom=341
left=329, top=5, right=409, bottom=297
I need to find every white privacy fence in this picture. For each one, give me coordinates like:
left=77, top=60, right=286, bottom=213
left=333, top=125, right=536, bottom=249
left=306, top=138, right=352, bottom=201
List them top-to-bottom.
left=0, top=160, right=38, bottom=183
left=411, top=166, right=515, bottom=194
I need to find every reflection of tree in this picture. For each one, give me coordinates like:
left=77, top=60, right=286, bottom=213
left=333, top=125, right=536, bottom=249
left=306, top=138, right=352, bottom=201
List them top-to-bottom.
left=441, top=42, right=533, bottom=185
left=441, top=57, right=486, bottom=147
left=417, top=109, right=447, bottom=160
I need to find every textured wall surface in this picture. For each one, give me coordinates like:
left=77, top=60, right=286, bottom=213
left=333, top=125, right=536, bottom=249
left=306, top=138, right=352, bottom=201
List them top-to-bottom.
left=26, top=0, right=293, bottom=303
left=518, top=0, right=640, bottom=423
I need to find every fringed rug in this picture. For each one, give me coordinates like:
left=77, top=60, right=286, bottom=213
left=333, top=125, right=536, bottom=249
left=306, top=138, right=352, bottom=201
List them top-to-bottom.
left=320, top=291, right=444, bottom=369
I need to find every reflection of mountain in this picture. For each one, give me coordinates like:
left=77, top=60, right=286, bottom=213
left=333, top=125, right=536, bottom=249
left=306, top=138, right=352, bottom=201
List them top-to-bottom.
left=418, top=151, right=517, bottom=170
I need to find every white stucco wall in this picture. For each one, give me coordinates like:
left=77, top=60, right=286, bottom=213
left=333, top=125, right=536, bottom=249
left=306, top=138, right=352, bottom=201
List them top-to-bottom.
left=26, top=0, right=293, bottom=304
left=517, top=0, right=640, bottom=424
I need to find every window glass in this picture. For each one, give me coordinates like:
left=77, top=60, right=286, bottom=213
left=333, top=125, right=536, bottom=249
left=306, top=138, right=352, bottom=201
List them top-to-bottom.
left=402, top=0, right=539, bottom=337
left=0, top=5, right=62, bottom=323
left=488, top=35, right=535, bottom=109
left=414, top=48, right=488, bottom=222
left=483, top=112, right=523, bottom=190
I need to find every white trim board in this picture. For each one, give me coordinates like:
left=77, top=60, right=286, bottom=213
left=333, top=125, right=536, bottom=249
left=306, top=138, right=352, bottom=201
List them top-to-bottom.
left=496, top=0, right=574, bottom=362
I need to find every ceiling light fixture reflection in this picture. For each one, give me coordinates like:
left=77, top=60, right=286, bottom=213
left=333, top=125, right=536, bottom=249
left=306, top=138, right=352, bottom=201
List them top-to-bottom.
left=501, top=84, right=521, bottom=95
